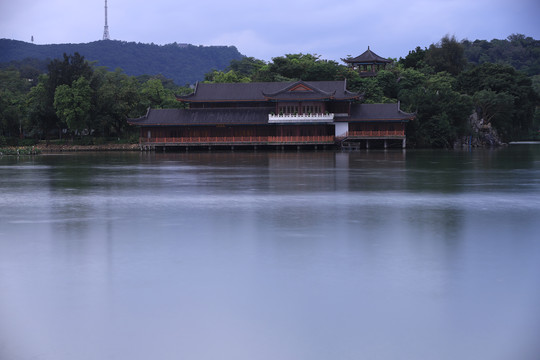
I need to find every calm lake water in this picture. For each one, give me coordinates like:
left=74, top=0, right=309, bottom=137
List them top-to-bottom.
left=1, top=146, right=540, bottom=360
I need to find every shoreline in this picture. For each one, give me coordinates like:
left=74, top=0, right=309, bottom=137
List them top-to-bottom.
left=1, top=143, right=140, bottom=155
left=34, top=143, right=140, bottom=152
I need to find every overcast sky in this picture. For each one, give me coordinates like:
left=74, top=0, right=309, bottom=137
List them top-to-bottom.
left=1, top=0, right=539, bottom=62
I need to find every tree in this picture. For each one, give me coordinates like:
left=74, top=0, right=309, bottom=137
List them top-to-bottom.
left=462, top=34, right=540, bottom=76
left=424, top=35, right=467, bottom=76
left=399, top=46, right=428, bottom=70
left=46, top=53, right=93, bottom=92
left=255, top=54, right=342, bottom=82
left=227, top=57, right=266, bottom=77
left=459, top=63, right=537, bottom=140
left=95, top=68, right=143, bottom=137
left=0, top=69, right=31, bottom=137
left=204, top=70, right=251, bottom=83
left=399, top=70, right=472, bottom=147
left=26, top=75, right=58, bottom=141
left=53, top=77, right=92, bottom=136
left=140, top=78, right=181, bottom=109
left=473, top=90, right=514, bottom=127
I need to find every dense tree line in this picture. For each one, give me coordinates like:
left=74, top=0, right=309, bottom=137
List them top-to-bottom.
left=462, top=34, right=540, bottom=76
left=1, top=35, right=538, bottom=148
left=1, top=53, right=191, bottom=145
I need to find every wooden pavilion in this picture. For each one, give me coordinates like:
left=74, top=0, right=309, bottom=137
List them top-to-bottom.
left=342, top=47, right=392, bottom=77
left=128, top=80, right=414, bottom=150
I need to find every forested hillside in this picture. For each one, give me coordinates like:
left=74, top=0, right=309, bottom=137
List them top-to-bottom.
left=463, top=34, right=540, bottom=76
left=0, top=39, right=244, bottom=85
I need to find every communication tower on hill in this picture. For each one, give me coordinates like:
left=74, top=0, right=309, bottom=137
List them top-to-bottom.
left=102, top=0, right=110, bottom=40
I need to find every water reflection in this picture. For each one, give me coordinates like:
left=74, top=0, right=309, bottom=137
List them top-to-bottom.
left=1, top=147, right=540, bottom=360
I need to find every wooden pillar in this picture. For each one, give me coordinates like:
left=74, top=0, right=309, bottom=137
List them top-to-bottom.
left=402, top=138, right=406, bottom=149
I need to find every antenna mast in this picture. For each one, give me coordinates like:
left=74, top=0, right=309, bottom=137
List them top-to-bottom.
left=103, top=0, right=110, bottom=40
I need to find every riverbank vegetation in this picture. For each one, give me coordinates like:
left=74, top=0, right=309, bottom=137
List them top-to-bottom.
left=1, top=34, right=538, bottom=148
left=206, top=35, right=539, bottom=148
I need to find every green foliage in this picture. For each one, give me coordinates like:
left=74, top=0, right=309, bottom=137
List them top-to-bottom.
left=462, top=34, right=540, bottom=76
left=424, top=35, right=467, bottom=76
left=0, top=39, right=244, bottom=85
left=399, top=46, right=427, bottom=70
left=252, top=54, right=341, bottom=82
left=0, top=57, right=49, bottom=85
left=227, top=57, right=266, bottom=77
left=458, top=63, right=537, bottom=140
left=0, top=68, right=32, bottom=137
left=95, top=68, right=144, bottom=137
left=399, top=68, right=473, bottom=147
left=204, top=70, right=251, bottom=83
left=25, top=75, right=57, bottom=138
left=531, top=75, right=540, bottom=97
left=54, top=76, right=92, bottom=134
left=472, top=90, right=514, bottom=126
left=0, top=146, right=41, bottom=156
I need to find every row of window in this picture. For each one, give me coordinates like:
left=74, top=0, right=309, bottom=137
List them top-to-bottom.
left=278, top=105, right=323, bottom=115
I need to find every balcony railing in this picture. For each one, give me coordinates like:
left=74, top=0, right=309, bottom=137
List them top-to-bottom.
left=268, top=113, right=334, bottom=123
left=346, top=130, right=405, bottom=137
left=142, top=136, right=335, bottom=144
left=144, top=136, right=268, bottom=144
left=268, top=136, right=334, bottom=143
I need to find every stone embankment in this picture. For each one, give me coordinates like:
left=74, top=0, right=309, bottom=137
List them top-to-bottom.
left=1, top=143, right=140, bottom=155
left=34, top=143, right=140, bottom=152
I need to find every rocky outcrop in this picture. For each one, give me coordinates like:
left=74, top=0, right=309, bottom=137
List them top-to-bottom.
left=454, top=111, right=505, bottom=148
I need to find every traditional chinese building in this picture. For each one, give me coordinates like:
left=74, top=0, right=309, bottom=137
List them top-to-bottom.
left=342, top=47, right=392, bottom=77
left=128, top=80, right=413, bottom=149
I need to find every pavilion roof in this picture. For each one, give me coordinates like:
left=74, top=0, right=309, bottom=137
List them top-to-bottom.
left=343, top=47, right=392, bottom=65
left=177, top=80, right=361, bottom=102
left=128, top=102, right=414, bottom=127
left=343, top=103, right=415, bottom=122
left=128, top=108, right=272, bottom=126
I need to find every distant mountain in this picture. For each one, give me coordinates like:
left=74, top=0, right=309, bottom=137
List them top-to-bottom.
left=0, top=39, right=245, bottom=84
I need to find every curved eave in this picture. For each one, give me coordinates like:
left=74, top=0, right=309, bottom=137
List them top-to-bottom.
left=343, top=59, right=392, bottom=64
left=262, top=90, right=336, bottom=98
left=176, top=94, right=196, bottom=102
left=263, top=95, right=334, bottom=101
left=264, top=95, right=362, bottom=101
left=177, top=99, right=266, bottom=103
left=345, top=117, right=413, bottom=122
left=128, top=122, right=270, bottom=127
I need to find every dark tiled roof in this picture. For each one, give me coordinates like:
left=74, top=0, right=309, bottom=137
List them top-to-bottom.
left=343, top=47, right=392, bottom=64
left=177, top=80, right=360, bottom=102
left=128, top=102, right=414, bottom=127
left=344, top=103, right=415, bottom=122
left=128, top=108, right=272, bottom=126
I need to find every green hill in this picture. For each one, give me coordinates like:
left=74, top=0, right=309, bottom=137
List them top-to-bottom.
left=462, top=34, right=540, bottom=76
left=0, top=39, right=244, bottom=85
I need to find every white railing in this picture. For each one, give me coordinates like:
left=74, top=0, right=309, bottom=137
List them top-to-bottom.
left=268, top=113, right=334, bottom=123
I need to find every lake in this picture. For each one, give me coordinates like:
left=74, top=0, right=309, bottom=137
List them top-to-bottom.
left=1, top=146, right=540, bottom=360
